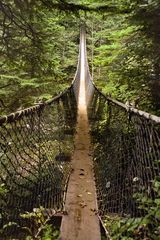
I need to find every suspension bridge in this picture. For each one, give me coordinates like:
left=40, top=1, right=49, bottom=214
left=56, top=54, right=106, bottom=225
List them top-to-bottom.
left=0, top=26, right=160, bottom=240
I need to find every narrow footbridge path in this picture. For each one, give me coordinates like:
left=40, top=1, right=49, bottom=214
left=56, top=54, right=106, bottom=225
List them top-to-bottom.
left=0, top=25, right=160, bottom=240
left=60, top=27, right=100, bottom=240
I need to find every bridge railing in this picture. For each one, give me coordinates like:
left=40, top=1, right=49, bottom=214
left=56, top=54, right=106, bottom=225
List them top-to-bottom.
left=88, top=86, right=160, bottom=239
left=0, top=87, right=77, bottom=239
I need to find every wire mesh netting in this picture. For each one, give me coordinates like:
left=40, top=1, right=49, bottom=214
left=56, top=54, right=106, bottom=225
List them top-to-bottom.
left=0, top=88, right=77, bottom=239
left=88, top=88, right=160, bottom=239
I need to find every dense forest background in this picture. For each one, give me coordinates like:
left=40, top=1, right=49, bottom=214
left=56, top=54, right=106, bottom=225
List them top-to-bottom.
left=0, top=0, right=160, bottom=115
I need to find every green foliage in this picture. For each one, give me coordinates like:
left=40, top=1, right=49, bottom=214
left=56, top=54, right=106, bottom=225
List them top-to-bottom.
left=0, top=0, right=160, bottom=115
left=0, top=1, right=79, bottom=114
left=86, top=1, right=160, bottom=115
left=104, top=178, right=160, bottom=240
left=0, top=183, right=8, bottom=195
left=20, top=207, right=60, bottom=240
left=41, top=225, right=59, bottom=240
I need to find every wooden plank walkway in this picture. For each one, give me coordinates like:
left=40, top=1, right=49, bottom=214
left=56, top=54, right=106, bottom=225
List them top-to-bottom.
left=59, top=29, right=101, bottom=240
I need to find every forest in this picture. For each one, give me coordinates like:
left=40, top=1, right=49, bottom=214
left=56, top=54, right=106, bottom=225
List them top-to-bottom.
left=0, top=0, right=160, bottom=116
left=0, top=1, right=160, bottom=240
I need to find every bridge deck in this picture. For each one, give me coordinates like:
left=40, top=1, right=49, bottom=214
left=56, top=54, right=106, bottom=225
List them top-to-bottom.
left=60, top=29, right=101, bottom=240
